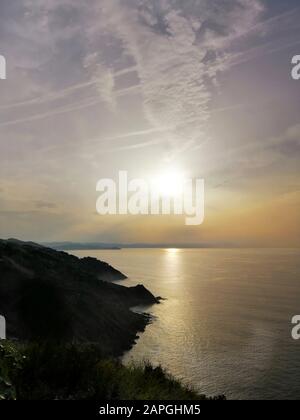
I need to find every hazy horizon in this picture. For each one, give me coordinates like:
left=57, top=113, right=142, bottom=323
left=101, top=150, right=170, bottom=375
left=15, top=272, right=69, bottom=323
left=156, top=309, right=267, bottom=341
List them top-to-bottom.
left=2, top=237, right=299, bottom=250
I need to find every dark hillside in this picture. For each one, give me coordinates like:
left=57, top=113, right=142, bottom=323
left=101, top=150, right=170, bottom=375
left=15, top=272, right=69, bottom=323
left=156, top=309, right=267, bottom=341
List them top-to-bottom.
left=0, top=239, right=158, bottom=356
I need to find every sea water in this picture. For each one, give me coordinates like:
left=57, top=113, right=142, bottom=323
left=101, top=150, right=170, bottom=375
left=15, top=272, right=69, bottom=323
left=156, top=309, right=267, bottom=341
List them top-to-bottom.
left=71, top=248, right=300, bottom=400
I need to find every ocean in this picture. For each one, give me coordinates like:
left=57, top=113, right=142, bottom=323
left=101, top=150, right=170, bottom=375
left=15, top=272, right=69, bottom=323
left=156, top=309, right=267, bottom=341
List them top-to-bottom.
left=71, top=248, right=300, bottom=400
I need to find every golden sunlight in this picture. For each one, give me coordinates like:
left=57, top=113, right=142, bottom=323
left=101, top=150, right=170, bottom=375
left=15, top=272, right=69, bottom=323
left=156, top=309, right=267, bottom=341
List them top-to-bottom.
left=154, top=170, right=185, bottom=198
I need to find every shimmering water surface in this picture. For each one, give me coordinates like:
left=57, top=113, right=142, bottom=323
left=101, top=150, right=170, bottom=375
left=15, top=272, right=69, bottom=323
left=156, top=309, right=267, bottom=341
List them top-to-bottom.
left=72, top=248, right=300, bottom=400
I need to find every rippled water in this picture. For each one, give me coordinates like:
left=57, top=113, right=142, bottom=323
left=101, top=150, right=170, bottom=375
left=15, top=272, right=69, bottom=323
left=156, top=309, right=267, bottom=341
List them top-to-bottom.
left=72, top=248, right=300, bottom=400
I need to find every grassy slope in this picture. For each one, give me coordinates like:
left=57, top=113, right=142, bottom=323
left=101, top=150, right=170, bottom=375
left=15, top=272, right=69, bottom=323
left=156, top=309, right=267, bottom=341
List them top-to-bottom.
left=0, top=341, right=225, bottom=400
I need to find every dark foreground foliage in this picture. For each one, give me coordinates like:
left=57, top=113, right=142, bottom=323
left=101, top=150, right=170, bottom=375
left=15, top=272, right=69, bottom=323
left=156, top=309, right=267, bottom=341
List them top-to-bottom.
left=0, top=341, right=225, bottom=400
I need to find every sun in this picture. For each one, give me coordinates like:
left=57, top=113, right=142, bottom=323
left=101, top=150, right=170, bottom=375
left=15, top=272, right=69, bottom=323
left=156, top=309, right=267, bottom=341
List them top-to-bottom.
left=155, top=170, right=185, bottom=198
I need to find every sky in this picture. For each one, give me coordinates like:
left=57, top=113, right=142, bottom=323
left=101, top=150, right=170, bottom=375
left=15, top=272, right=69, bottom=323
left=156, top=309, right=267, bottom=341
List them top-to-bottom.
left=0, top=0, right=300, bottom=247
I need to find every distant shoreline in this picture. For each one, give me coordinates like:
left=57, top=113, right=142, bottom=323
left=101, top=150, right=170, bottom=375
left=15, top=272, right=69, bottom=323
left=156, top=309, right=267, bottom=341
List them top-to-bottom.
left=43, top=241, right=225, bottom=251
left=43, top=242, right=300, bottom=251
left=43, top=243, right=122, bottom=251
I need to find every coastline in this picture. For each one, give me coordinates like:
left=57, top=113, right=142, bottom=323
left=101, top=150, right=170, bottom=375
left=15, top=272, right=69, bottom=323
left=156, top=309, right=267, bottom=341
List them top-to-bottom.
left=0, top=239, right=160, bottom=357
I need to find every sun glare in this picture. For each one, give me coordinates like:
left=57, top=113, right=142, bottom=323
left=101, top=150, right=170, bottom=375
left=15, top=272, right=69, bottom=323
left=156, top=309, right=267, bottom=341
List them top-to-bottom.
left=155, top=170, right=185, bottom=198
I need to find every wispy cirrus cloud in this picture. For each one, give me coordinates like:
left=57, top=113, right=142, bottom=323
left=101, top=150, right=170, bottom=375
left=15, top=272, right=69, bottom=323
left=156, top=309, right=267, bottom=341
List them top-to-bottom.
left=1, top=0, right=265, bottom=141
left=2, top=0, right=298, bottom=144
left=95, top=0, right=265, bottom=155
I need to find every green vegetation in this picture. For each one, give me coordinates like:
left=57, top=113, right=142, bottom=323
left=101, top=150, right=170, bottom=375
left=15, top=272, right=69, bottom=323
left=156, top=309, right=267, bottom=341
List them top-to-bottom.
left=0, top=341, right=224, bottom=400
